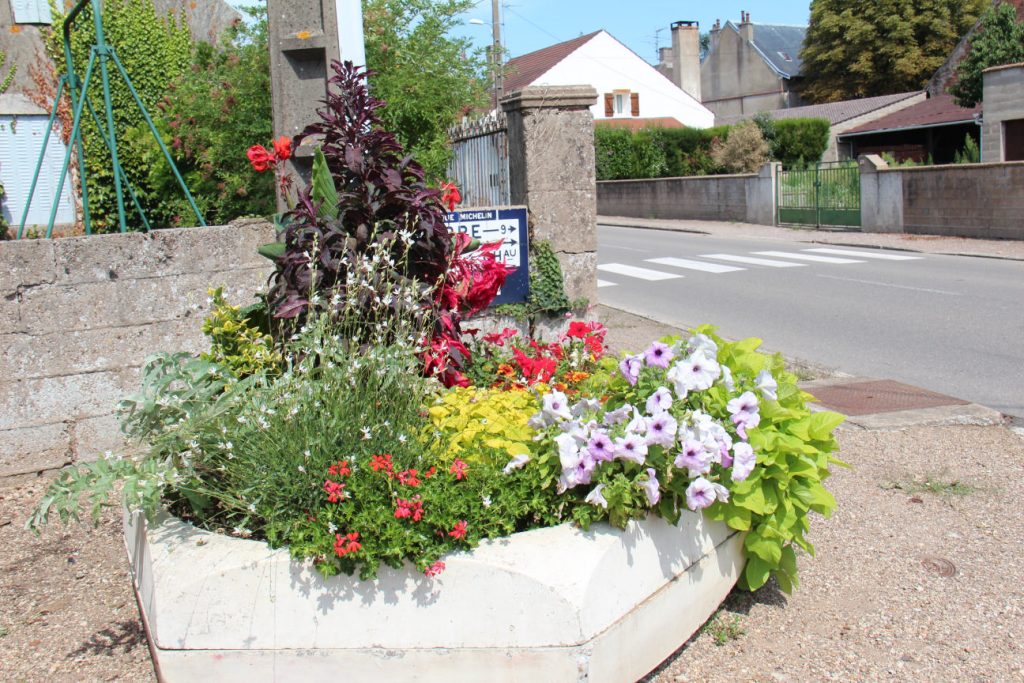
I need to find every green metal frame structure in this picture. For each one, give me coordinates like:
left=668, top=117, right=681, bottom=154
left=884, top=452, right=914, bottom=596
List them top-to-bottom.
left=17, top=0, right=205, bottom=239
left=777, top=162, right=861, bottom=229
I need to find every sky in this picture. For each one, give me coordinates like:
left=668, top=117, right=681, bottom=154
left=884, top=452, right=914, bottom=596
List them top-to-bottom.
left=229, top=1, right=812, bottom=67
left=452, top=1, right=813, bottom=65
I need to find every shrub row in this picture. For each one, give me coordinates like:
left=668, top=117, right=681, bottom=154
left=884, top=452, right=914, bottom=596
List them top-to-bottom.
left=595, top=117, right=831, bottom=180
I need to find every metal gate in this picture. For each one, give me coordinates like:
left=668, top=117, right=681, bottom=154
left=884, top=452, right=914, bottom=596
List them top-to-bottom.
left=447, top=112, right=510, bottom=207
left=777, top=161, right=860, bottom=228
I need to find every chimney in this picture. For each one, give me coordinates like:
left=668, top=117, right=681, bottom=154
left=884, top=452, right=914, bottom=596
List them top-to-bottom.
left=739, top=11, right=754, bottom=42
left=710, top=18, right=721, bottom=53
left=670, top=20, right=701, bottom=101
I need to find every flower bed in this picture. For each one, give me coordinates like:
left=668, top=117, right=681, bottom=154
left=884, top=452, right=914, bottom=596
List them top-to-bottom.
left=30, top=61, right=844, bottom=680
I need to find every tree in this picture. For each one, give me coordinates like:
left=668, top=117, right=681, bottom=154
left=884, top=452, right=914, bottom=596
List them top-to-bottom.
left=363, top=0, right=491, bottom=180
left=799, top=0, right=987, bottom=103
left=949, top=3, right=1024, bottom=107
left=710, top=121, right=769, bottom=173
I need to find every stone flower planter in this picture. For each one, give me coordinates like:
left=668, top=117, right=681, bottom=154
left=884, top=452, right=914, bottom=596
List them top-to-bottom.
left=124, top=508, right=745, bottom=682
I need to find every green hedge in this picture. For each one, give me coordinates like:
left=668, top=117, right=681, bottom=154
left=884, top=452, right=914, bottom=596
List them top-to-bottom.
left=596, top=116, right=831, bottom=179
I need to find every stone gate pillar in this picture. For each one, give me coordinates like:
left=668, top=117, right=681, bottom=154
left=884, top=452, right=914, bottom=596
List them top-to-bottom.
left=501, top=86, right=599, bottom=308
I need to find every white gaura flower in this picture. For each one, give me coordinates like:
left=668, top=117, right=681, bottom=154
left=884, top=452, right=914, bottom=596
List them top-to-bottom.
left=756, top=369, right=778, bottom=401
left=584, top=484, right=609, bottom=509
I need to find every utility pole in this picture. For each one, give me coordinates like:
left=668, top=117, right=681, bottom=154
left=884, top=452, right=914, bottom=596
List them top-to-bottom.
left=492, top=0, right=503, bottom=105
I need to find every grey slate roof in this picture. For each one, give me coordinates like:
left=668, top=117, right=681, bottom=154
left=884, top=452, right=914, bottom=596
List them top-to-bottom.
left=725, top=22, right=807, bottom=79
left=765, top=91, right=925, bottom=125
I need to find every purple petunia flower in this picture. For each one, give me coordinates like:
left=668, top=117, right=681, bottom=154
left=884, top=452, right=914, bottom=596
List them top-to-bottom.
left=644, top=341, right=675, bottom=369
left=619, top=353, right=644, bottom=386
left=755, top=370, right=778, bottom=401
left=645, top=386, right=674, bottom=415
left=602, top=403, right=633, bottom=427
left=645, top=412, right=678, bottom=448
left=586, top=430, right=615, bottom=463
left=614, top=434, right=648, bottom=464
left=674, top=438, right=711, bottom=477
left=731, top=442, right=757, bottom=482
left=640, top=468, right=661, bottom=506
left=685, top=477, right=717, bottom=511
left=584, top=483, right=608, bottom=509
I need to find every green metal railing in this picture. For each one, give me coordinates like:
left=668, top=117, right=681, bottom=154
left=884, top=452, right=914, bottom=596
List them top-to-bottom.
left=17, top=0, right=205, bottom=238
left=777, top=161, right=861, bottom=229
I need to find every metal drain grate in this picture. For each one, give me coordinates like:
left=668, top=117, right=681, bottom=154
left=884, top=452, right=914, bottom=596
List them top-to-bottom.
left=808, top=380, right=970, bottom=416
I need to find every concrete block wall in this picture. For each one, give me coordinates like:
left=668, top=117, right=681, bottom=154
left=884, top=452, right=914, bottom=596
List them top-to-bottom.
left=981, top=63, right=1024, bottom=162
left=860, top=155, right=1024, bottom=239
left=596, top=163, right=778, bottom=225
left=0, top=220, right=276, bottom=478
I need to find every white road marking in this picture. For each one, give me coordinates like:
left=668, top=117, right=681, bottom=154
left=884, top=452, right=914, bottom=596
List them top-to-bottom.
left=803, top=247, right=923, bottom=261
left=754, top=251, right=864, bottom=264
left=700, top=253, right=806, bottom=268
left=646, top=257, right=745, bottom=273
left=597, top=263, right=682, bottom=281
left=815, top=274, right=961, bottom=295
left=597, top=279, right=617, bottom=288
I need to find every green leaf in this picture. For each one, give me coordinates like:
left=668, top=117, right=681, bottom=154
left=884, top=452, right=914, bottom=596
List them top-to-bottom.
left=312, top=146, right=339, bottom=220
left=258, top=242, right=285, bottom=261
left=808, top=411, right=845, bottom=440
left=722, top=504, right=752, bottom=531
left=745, top=533, right=783, bottom=565
left=743, top=555, right=773, bottom=591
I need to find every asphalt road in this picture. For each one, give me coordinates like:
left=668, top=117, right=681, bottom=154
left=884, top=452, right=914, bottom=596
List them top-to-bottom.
left=596, top=224, right=1024, bottom=420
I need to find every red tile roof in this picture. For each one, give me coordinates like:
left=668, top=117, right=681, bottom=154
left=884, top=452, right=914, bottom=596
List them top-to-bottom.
left=503, top=31, right=603, bottom=93
left=840, top=94, right=981, bottom=136
left=595, top=117, right=685, bottom=130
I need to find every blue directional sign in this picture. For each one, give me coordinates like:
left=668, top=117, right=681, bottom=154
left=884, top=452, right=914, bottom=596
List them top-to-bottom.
left=444, top=206, right=529, bottom=306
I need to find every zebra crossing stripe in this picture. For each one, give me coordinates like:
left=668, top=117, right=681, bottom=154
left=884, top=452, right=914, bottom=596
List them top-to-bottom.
left=803, top=248, right=923, bottom=261
left=753, top=251, right=863, bottom=264
left=700, top=253, right=806, bottom=268
left=646, top=257, right=745, bottom=273
left=597, top=263, right=682, bottom=281
left=597, top=279, right=617, bottom=288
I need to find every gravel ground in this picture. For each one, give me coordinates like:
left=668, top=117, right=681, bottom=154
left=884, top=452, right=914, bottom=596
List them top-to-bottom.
left=2, top=308, right=1021, bottom=681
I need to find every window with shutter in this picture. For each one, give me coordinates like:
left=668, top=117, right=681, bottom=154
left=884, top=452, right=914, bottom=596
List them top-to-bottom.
left=11, top=0, right=53, bottom=24
left=630, top=93, right=640, bottom=117
left=604, top=94, right=614, bottom=117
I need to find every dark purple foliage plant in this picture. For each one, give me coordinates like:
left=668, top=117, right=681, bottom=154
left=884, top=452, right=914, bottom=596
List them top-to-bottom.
left=268, top=60, right=452, bottom=321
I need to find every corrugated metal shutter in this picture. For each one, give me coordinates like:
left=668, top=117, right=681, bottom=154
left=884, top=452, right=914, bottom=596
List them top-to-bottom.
left=11, top=0, right=53, bottom=24
left=0, top=115, right=76, bottom=227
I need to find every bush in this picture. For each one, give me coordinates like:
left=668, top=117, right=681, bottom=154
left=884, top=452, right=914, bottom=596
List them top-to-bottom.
left=47, top=0, right=192, bottom=231
left=137, top=9, right=274, bottom=225
left=771, top=118, right=830, bottom=169
left=710, top=121, right=769, bottom=173
left=593, top=126, right=665, bottom=180
left=954, top=133, right=981, bottom=164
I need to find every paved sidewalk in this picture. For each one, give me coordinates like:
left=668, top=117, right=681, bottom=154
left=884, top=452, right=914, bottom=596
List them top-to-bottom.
left=599, top=216, right=1024, bottom=261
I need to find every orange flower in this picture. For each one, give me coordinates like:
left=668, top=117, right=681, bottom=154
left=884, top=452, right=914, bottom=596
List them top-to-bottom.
left=273, top=135, right=292, bottom=161
left=496, top=363, right=515, bottom=378
left=566, top=371, right=590, bottom=383
left=553, top=382, right=568, bottom=392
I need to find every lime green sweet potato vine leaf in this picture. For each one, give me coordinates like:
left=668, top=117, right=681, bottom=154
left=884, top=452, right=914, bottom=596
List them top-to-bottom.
left=694, top=325, right=844, bottom=593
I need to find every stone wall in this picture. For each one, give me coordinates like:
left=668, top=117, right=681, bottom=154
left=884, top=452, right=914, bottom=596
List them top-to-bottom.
left=502, top=86, right=599, bottom=307
left=860, top=155, right=1024, bottom=239
left=596, top=163, right=778, bottom=226
left=0, top=221, right=275, bottom=478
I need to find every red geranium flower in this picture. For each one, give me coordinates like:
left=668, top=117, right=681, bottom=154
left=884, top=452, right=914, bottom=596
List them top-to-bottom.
left=449, top=459, right=469, bottom=481
left=328, top=460, right=351, bottom=477
left=448, top=520, right=468, bottom=539
left=333, top=532, right=362, bottom=557
left=424, top=560, right=446, bottom=577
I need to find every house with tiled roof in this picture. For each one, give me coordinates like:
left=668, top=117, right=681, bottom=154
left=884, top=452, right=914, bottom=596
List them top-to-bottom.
left=691, top=12, right=807, bottom=122
left=502, top=30, right=713, bottom=129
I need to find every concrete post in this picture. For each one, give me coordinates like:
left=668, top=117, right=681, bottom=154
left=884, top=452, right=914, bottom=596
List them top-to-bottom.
left=266, top=0, right=365, bottom=210
left=501, top=86, right=599, bottom=307
left=858, top=154, right=903, bottom=233
left=746, top=161, right=779, bottom=225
